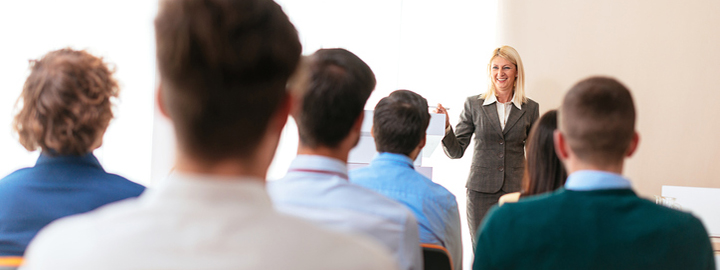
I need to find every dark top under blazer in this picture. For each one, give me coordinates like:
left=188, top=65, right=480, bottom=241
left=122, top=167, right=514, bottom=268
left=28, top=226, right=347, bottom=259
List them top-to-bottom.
left=442, top=95, right=539, bottom=193
left=0, top=153, right=146, bottom=256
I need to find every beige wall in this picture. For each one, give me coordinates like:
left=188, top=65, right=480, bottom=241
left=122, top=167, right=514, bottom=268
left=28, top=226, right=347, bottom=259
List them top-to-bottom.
left=497, top=0, right=720, bottom=196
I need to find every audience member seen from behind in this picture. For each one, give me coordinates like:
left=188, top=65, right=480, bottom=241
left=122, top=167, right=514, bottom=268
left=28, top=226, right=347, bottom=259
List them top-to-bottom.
left=20, top=1, right=396, bottom=269
left=0, top=49, right=145, bottom=257
left=268, top=49, right=422, bottom=270
left=473, top=77, right=716, bottom=270
left=351, top=90, right=462, bottom=270
left=498, top=109, right=567, bottom=206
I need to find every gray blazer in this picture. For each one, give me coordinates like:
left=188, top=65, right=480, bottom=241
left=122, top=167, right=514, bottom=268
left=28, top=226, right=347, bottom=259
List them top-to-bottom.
left=442, top=95, right=539, bottom=193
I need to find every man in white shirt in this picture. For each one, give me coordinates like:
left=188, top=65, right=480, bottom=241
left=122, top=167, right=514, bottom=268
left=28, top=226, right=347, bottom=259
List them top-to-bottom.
left=19, top=1, right=397, bottom=269
left=267, top=48, right=423, bottom=270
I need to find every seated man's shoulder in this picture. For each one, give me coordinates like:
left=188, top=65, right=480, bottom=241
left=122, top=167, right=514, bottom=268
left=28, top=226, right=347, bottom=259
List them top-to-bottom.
left=349, top=165, right=374, bottom=176
left=0, top=167, right=37, bottom=189
left=102, top=172, right=146, bottom=191
left=270, top=175, right=414, bottom=227
left=424, top=179, right=455, bottom=198
left=347, top=184, right=416, bottom=217
left=479, top=191, right=563, bottom=234
left=21, top=198, right=144, bottom=268
left=23, top=199, right=397, bottom=270
left=638, top=200, right=709, bottom=235
left=263, top=213, right=399, bottom=269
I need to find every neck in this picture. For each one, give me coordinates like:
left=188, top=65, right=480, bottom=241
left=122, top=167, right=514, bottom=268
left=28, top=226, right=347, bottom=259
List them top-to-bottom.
left=496, top=89, right=513, bottom=103
left=297, top=144, right=349, bottom=163
left=407, top=147, right=422, bottom=161
left=173, top=152, right=266, bottom=181
left=565, top=158, right=624, bottom=175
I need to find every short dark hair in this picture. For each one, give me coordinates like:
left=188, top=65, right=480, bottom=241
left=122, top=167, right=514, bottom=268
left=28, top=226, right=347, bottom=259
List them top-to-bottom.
left=155, top=0, right=301, bottom=160
left=13, top=48, right=119, bottom=156
left=297, top=48, right=375, bottom=148
left=559, top=76, right=636, bottom=165
left=373, top=90, right=430, bottom=156
left=521, top=110, right=567, bottom=197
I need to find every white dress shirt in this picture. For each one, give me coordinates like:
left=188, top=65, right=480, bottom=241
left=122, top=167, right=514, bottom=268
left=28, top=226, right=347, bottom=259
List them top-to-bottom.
left=482, top=94, right=522, bottom=130
left=267, top=155, right=423, bottom=270
left=21, top=172, right=397, bottom=270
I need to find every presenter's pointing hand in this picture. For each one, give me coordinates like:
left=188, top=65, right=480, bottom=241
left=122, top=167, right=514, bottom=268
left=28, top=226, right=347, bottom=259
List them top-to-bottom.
left=434, top=103, right=450, bottom=129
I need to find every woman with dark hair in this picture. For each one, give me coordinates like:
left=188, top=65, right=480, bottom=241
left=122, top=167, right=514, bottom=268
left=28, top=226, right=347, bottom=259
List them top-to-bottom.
left=0, top=48, right=145, bottom=257
left=498, top=110, right=567, bottom=206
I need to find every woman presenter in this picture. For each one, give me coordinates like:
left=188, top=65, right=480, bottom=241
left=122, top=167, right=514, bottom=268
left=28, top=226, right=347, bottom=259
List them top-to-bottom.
left=435, top=45, right=539, bottom=244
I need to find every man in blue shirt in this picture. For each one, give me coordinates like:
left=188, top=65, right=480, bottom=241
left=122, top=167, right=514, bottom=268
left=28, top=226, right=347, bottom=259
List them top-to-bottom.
left=268, top=49, right=422, bottom=270
left=351, top=90, right=462, bottom=270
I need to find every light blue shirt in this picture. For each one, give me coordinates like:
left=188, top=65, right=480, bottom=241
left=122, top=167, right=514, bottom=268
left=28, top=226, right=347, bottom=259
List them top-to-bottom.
left=350, top=153, right=462, bottom=270
left=267, top=155, right=423, bottom=270
left=564, top=170, right=632, bottom=191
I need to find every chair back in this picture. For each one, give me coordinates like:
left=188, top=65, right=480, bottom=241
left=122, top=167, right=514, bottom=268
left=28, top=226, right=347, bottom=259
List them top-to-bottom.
left=421, top=243, right=453, bottom=270
left=0, top=256, right=22, bottom=270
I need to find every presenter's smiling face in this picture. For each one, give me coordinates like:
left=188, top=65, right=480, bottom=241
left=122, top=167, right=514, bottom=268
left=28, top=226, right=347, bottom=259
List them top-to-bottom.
left=491, top=57, right=517, bottom=94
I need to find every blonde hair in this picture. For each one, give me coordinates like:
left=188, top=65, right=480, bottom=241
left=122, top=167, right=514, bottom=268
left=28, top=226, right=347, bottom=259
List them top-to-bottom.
left=483, top=45, right=527, bottom=104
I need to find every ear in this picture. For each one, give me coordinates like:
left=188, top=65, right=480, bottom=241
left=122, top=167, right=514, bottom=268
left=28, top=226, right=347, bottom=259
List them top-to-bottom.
left=156, top=83, right=170, bottom=118
left=288, top=92, right=301, bottom=120
left=268, top=93, right=291, bottom=134
left=352, top=111, right=364, bottom=133
left=370, top=125, right=374, bottom=138
left=554, top=130, right=570, bottom=161
left=625, top=131, right=640, bottom=158
left=418, top=133, right=427, bottom=149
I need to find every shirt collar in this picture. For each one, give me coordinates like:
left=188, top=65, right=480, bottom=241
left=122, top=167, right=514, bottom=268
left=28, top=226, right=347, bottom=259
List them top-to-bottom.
left=481, top=93, right=522, bottom=109
left=36, top=152, right=103, bottom=170
left=371, top=152, right=414, bottom=169
left=287, top=155, right=348, bottom=180
left=564, top=170, right=632, bottom=191
left=146, top=171, right=271, bottom=207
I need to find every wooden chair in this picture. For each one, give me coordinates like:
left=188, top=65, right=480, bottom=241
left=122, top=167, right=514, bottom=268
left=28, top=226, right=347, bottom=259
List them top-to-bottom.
left=421, top=243, right=453, bottom=270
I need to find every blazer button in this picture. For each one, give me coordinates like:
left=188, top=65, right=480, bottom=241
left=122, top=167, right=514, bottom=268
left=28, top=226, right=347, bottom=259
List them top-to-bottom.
left=499, top=141, right=504, bottom=145
left=498, top=153, right=504, bottom=159
left=498, top=166, right=504, bottom=172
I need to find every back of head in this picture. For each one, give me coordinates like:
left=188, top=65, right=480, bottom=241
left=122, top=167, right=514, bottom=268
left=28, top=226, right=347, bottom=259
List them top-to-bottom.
left=155, top=0, right=301, bottom=161
left=14, top=48, right=118, bottom=156
left=297, top=48, right=376, bottom=148
left=559, top=77, right=636, bottom=166
left=373, top=90, right=430, bottom=156
left=522, top=110, right=567, bottom=197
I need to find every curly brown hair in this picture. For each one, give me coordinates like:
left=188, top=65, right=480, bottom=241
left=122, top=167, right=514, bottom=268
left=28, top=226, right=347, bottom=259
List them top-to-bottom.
left=13, top=48, right=119, bottom=155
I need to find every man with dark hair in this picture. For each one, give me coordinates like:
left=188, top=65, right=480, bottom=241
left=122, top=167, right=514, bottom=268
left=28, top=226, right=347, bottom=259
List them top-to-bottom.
left=19, top=1, right=396, bottom=269
left=268, top=49, right=423, bottom=270
left=473, top=77, right=716, bottom=270
left=351, top=90, right=463, bottom=270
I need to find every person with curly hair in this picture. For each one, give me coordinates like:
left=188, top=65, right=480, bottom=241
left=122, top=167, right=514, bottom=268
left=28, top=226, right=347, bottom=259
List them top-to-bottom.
left=0, top=48, right=145, bottom=257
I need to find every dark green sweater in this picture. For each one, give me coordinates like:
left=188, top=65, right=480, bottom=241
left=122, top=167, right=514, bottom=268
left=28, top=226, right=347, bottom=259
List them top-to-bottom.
left=473, top=188, right=716, bottom=270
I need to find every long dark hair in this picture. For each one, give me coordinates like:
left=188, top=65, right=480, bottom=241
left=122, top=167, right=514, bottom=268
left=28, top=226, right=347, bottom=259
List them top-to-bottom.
left=521, top=110, right=567, bottom=197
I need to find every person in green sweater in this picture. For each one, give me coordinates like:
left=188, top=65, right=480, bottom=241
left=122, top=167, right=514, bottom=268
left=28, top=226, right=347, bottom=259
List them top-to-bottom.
left=473, top=76, right=716, bottom=270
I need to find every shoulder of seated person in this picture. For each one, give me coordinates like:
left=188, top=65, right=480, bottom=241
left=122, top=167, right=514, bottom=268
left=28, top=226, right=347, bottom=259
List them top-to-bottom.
left=498, top=192, right=521, bottom=206
left=273, top=213, right=398, bottom=269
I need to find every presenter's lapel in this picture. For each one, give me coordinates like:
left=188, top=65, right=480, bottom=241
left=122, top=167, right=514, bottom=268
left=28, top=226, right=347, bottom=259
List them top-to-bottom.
left=481, top=102, right=504, bottom=137
left=503, top=105, right=526, bottom=135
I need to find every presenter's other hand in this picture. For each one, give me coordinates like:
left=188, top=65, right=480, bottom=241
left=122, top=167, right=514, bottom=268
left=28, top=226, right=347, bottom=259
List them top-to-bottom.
left=434, top=103, right=450, bottom=128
